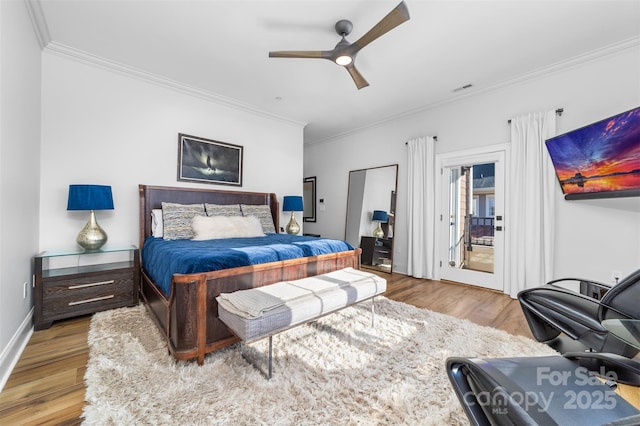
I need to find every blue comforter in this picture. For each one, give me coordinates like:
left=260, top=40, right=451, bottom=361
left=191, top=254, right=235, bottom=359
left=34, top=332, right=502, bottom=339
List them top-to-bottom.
left=142, top=234, right=354, bottom=296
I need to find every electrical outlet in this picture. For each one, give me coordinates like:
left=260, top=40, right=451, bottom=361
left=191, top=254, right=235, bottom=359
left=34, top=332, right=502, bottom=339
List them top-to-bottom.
left=23, top=281, right=28, bottom=299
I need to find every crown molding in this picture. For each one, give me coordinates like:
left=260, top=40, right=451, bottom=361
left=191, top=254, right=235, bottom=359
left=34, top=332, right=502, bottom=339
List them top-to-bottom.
left=24, top=0, right=51, bottom=49
left=25, top=0, right=638, bottom=144
left=25, top=1, right=304, bottom=127
left=307, top=36, right=640, bottom=146
left=42, top=41, right=307, bottom=129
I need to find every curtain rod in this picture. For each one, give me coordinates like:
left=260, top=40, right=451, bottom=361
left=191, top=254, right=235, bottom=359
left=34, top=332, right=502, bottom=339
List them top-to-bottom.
left=507, top=108, right=564, bottom=124
left=405, top=136, right=437, bottom=145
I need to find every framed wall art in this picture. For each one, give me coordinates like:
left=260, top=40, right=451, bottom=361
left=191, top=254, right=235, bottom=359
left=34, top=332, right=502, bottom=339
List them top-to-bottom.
left=177, top=133, right=243, bottom=186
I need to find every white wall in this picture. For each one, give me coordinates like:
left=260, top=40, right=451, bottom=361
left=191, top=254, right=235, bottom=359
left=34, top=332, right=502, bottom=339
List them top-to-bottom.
left=0, top=0, right=42, bottom=390
left=304, top=46, right=640, bottom=284
left=40, top=53, right=305, bottom=251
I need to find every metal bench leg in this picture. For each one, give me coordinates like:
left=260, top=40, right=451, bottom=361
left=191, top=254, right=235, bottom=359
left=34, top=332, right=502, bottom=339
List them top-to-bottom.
left=371, top=297, right=376, bottom=327
left=268, top=335, right=273, bottom=380
left=240, top=337, right=274, bottom=380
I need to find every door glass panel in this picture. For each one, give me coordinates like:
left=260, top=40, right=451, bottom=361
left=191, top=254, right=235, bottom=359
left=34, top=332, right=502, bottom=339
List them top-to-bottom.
left=446, top=162, right=495, bottom=274
left=447, top=167, right=461, bottom=268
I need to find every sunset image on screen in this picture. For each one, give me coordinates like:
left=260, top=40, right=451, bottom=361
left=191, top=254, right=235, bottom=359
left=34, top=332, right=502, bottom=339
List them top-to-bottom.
left=545, top=107, right=640, bottom=195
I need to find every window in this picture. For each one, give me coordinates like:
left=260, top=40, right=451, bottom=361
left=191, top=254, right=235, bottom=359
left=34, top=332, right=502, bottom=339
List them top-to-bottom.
left=487, top=195, right=495, bottom=217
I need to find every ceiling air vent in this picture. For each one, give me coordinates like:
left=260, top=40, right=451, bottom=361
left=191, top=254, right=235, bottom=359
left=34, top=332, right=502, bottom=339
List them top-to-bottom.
left=452, top=83, right=473, bottom=92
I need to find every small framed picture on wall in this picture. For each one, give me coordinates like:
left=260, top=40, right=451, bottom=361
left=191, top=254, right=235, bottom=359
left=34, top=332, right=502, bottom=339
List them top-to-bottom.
left=177, top=133, right=243, bottom=186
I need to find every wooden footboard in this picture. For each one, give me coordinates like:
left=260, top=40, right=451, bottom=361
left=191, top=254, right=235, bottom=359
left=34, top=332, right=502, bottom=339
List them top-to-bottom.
left=140, top=249, right=361, bottom=364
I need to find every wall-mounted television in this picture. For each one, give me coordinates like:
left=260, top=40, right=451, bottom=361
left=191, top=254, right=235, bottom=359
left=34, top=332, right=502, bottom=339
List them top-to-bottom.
left=545, top=106, right=640, bottom=200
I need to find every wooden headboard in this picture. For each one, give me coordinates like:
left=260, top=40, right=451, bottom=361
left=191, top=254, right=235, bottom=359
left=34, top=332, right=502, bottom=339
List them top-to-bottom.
left=138, top=184, right=279, bottom=248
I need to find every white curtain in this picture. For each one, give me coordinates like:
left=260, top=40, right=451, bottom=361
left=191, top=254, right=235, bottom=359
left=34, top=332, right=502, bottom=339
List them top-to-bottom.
left=504, top=111, right=557, bottom=298
left=406, top=136, right=436, bottom=279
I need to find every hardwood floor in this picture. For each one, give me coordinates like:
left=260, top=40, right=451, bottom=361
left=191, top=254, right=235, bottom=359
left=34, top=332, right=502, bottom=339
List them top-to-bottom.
left=0, top=273, right=637, bottom=424
left=383, top=275, right=534, bottom=338
left=0, top=315, right=89, bottom=425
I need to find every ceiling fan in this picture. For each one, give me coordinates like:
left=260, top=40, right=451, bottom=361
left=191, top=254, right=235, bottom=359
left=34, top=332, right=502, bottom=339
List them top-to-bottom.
left=268, top=1, right=410, bottom=90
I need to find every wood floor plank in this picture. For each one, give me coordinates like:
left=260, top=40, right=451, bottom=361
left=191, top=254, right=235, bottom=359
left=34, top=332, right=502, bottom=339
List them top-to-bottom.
left=0, top=272, right=637, bottom=423
left=25, top=316, right=90, bottom=345
left=4, top=353, right=88, bottom=389
left=0, top=369, right=79, bottom=411
left=0, top=384, right=84, bottom=425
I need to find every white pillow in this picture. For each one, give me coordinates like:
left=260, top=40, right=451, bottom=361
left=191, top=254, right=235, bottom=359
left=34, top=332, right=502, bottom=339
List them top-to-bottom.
left=239, top=204, right=277, bottom=234
left=151, top=209, right=163, bottom=238
left=191, top=215, right=265, bottom=240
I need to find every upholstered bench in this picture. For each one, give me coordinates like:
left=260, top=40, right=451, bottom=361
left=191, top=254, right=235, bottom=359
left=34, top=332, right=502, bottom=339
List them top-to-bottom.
left=216, top=267, right=387, bottom=378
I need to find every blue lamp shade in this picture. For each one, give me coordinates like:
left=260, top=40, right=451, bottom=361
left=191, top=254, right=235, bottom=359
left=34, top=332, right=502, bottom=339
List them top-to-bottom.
left=67, top=185, right=114, bottom=211
left=283, top=195, right=304, bottom=212
left=372, top=210, right=388, bottom=222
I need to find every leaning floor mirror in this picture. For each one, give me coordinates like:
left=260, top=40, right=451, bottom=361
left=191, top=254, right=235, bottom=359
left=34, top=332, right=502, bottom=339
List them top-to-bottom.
left=345, top=164, right=398, bottom=273
left=303, top=176, right=316, bottom=223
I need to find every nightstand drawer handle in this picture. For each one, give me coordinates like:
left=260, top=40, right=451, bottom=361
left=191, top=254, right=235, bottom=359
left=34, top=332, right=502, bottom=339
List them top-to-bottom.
left=68, top=280, right=115, bottom=289
left=68, top=295, right=114, bottom=306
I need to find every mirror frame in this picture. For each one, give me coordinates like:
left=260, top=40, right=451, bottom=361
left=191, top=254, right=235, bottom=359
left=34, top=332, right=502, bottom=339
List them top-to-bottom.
left=345, top=164, right=398, bottom=273
left=303, top=176, right=316, bottom=222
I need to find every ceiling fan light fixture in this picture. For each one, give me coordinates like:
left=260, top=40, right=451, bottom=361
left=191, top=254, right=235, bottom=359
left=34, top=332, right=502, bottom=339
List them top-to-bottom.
left=268, top=2, right=410, bottom=89
left=335, top=55, right=352, bottom=66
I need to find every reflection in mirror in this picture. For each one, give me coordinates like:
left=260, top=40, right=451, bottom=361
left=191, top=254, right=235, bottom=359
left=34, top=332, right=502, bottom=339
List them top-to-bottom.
left=345, top=164, right=398, bottom=273
left=303, top=176, right=316, bottom=222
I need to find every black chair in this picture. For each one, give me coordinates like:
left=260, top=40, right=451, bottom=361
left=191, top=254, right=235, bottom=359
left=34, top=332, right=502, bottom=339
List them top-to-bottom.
left=518, top=269, right=640, bottom=358
left=447, top=354, right=640, bottom=425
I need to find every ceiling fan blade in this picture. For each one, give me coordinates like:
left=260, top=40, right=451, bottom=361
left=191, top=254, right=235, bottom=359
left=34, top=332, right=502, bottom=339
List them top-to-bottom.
left=353, top=1, right=410, bottom=50
left=269, top=3, right=408, bottom=88
left=268, top=50, right=327, bottom=59
left=345, top=64, right=369, bottom=89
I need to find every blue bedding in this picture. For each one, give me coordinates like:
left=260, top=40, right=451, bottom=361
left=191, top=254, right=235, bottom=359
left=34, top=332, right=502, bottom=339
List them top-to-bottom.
left=142, top=234, right=354, bottom=296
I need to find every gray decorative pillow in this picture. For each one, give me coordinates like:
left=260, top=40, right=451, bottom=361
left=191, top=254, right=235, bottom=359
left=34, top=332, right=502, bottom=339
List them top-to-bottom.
left=162, top=202, right=205, bottom=240
left=205, top=203, right=242, bottom=217
left=240, top=204, right=276, bottom=234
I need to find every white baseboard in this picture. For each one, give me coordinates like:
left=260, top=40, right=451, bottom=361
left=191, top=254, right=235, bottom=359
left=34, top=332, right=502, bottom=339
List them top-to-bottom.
left=0, top=308, right=34, bottom=392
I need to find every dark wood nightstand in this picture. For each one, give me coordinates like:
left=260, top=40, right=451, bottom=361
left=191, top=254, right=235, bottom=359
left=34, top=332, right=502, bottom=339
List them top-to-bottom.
left=360, top=236, right=393, bottom=273
left=34, top=246, right=139, bottom=330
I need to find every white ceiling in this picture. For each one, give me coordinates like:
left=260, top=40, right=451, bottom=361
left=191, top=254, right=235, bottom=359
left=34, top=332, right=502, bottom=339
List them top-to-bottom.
left=34, top=0, right=640, bottom=144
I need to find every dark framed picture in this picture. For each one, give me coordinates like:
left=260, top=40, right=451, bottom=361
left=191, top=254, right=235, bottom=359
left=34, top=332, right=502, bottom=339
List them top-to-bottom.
left=177, top=133, right=243, bottom=186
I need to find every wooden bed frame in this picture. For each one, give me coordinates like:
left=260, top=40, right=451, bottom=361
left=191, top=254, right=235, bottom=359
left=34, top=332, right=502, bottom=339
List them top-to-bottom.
left=138, top=184, right=362, bottom=365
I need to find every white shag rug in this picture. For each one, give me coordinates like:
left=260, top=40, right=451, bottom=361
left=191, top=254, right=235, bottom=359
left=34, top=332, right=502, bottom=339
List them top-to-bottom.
left=82, top=297, right=557, bottom=425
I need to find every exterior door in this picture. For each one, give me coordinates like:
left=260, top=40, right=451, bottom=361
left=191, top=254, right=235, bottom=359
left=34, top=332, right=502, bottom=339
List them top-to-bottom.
left=437, top=148, right=505, bottom=291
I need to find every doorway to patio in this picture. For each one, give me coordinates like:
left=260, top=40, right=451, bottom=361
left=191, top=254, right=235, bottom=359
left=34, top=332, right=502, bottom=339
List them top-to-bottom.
left=437, top=148, right=505, bottom=291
